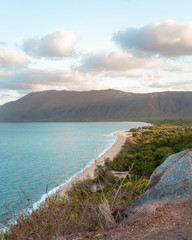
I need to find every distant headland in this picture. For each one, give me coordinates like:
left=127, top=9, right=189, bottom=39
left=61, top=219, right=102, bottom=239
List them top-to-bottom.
left=0, top=89, right=192, bottom=122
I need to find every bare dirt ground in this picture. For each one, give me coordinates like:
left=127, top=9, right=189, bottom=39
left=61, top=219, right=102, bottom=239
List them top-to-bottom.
left=94, top=198, right=192, bottom=240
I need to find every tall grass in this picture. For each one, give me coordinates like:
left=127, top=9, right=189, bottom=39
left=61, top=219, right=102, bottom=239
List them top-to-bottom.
left=1, top=167, right=147, bottom=240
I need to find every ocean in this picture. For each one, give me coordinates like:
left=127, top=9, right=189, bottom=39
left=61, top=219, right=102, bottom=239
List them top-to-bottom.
left=0, top=122, right=148, bottom=224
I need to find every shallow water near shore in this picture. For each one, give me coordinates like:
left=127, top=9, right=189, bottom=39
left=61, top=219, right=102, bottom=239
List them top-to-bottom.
left=0, top=122, right=148, bottom=224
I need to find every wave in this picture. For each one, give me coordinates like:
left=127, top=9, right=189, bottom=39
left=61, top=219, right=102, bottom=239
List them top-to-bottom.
left=0, top=131, right=118, bottom=232
left=32, top=131, right=118, bottom=211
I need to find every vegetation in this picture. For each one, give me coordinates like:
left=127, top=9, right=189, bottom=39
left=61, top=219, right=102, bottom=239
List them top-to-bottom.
left=1, top=90, right=192, bottom=122
left=1, top=120, right=192, bottom=239
left=107, top=123, right=192, bottom=178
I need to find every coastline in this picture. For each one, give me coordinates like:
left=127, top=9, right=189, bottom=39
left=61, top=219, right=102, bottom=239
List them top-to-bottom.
left=1, top=130, right=132, bottom=232
left=58, top=131, right=132, bottom=197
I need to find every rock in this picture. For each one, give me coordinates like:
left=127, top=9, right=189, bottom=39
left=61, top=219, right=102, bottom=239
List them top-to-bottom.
left=98, top=149, right=192, bottom=240
left=126, top=149, right=192, bottom=214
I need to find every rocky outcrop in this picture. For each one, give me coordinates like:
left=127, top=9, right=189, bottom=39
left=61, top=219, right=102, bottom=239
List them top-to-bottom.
left=127, top=148, right=192, bottom=213
left=96, top=149, right=192, bottom=240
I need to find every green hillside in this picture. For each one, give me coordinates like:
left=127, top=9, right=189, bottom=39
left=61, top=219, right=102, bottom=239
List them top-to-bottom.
left=0, top=90, right=192, bottom=122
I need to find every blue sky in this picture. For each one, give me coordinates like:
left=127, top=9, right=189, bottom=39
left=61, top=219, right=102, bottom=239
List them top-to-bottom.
left=0, top=0, right=192, bottom=105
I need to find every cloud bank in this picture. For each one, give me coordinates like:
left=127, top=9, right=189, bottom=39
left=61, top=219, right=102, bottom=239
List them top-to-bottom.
left=113, top=20, right=192, bottom=57
left=23, top=31, right=77, bottom=58
left=0, top=48, right=29, bottom=66
left=76, top=50, right=159, bottom=72
left=0, top=69, right=101, bottom=91
left=0, top=70, right=12, bottom=77
left=146, top=71, right=169, bottom=80
left=150, top=81, right=192, bottom=89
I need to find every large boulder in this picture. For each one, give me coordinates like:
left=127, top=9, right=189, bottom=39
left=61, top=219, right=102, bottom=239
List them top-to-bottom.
left=128, top=148, right=192, bottom=212
left=97, top=149, right=192, bottom=240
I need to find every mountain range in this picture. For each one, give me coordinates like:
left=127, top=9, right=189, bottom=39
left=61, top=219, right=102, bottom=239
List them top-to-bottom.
left=0, top=89, right=192, bottom=122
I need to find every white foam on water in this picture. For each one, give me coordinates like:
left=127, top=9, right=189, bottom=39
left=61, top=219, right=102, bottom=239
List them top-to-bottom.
left=0, top=131, right=119, bottom=233
left=32, top=131, right=118, bottom=211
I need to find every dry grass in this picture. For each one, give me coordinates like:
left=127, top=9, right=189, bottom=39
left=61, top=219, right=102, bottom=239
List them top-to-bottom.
left=1, top=166, right=148, bottom=240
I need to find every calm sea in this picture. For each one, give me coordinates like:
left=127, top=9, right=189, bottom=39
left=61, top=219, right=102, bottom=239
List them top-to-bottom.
left=0, top=122, right=148, bottom=223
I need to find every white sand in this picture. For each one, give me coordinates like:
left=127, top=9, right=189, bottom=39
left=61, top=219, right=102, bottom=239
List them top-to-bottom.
left=58, top=131, right=132, bottom=197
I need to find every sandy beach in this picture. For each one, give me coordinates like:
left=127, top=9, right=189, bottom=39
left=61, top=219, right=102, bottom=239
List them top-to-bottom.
left=58, top=131, right=132, bottom=196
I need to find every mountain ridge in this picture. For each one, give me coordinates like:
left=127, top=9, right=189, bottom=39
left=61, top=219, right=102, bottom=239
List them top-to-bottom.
left=0, top=89, right=192, bottom=122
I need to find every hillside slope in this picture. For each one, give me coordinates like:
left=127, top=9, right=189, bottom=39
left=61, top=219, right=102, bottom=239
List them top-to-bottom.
left=0, top=89, right=192, bottom=122
left=97, top=148, right=192, bottom=240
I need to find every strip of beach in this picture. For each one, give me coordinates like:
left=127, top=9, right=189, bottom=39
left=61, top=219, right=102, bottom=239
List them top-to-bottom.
left=0, top=130, right=132, bottom=233
left=1, top=130, right=132, bottom=230
left=58, top=131, right=132, bottom=197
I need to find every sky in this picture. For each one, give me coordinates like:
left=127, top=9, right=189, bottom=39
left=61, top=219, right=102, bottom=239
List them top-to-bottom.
left=0, top=0, right=192, bottom=105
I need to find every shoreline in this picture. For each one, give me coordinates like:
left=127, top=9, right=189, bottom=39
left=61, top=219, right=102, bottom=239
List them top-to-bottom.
left=0, top=130, right=132, bottom=232
left=31, top=130, right=131, bottom=210
left=58, top=130, right=132, bottom=197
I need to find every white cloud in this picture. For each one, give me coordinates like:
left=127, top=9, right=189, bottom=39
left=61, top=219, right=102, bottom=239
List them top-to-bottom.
left=113, top=20, right=192, bottom=57
left=23, top=31, right=77, bottom=58
left=0, top=48, right=29, bottom=66
left=76, top=50, right=159, bottom=72
left=164, top=65, right=192, bottom=73
left=179, top=66, right=192, bottom=73
left=0, top=69, right=102, bottom=91
left=0, top=70, right=12, bottom=77
left=105, top=71, right=143, bottom=79
left=146, top=71, right=170, bottom=80
left=150, top=81, right=192, bottom=88
left=0, top=90, right=23, bottom=105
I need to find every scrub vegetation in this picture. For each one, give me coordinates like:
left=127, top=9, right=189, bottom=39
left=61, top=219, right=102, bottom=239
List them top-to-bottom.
left=1, top=120, right=192, bottom=240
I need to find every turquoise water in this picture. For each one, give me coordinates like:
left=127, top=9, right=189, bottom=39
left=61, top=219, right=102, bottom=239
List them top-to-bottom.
left=0, top=122, right=148, bottom=223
